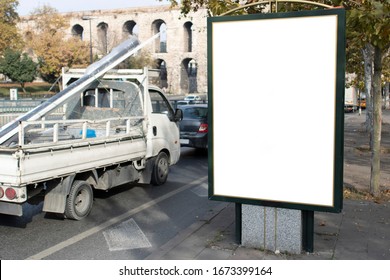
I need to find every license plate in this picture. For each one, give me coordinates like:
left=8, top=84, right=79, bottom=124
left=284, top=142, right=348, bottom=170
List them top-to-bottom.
left=180, top=139, right=190, bottom=144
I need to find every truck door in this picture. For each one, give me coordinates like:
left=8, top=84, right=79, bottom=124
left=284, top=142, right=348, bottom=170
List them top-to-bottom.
left=148, top=89, right=181, bottom=165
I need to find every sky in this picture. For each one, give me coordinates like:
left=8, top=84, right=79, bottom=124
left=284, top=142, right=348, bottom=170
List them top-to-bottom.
left=17, top=0, right=171, bottom=16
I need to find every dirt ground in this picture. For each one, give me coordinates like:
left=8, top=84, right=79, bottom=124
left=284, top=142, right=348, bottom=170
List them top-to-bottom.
left=343, top=108, right=390, bottom=201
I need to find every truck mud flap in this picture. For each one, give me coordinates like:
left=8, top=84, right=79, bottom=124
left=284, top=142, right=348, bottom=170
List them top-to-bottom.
left=137, top=158, right=155, bottom=184
left=43, top=175, right=75, bottom=214
left=0, top=201, right=23, bottom=216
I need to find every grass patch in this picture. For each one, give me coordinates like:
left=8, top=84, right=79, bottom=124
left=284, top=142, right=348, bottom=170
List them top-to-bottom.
left=0, top=82, right=58, bottom=98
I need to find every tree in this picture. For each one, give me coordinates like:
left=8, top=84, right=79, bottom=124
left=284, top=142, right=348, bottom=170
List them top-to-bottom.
left=0, top=0, right=22, bottom=55
left=160, top=0, right=251, bottom=16
left=340, top=0, right=389, bottom=197
left=25, top=5, right=89, bottom=84
left=94, top=24, right=121, bottom=56
left=0, top=48, right=37, bottom=93
left=119, top=50, right=157, bottom=69
left=384, top=53, right=390, bottom=109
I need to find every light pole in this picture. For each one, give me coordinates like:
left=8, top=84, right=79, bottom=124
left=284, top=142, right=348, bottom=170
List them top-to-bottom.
left=81, top=16, right=96, bottom=64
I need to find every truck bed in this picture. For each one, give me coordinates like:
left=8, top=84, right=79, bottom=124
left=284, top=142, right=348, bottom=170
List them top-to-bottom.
left=0, top=117, right=146, bottom=186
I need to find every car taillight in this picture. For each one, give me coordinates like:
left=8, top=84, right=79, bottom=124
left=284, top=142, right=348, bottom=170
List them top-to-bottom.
left=198, top=123, right=208, bottom=133
left=0, top=187, right=4, bottom=198
left=5, top=188, right=16, bottom=200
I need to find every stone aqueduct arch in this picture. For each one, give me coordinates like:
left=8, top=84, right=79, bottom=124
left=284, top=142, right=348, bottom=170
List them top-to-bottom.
left=20, top=6, right=207, bottom=95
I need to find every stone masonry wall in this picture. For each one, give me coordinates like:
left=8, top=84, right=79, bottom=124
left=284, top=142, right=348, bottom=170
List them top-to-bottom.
left=18, top=5, right=208, bottom=95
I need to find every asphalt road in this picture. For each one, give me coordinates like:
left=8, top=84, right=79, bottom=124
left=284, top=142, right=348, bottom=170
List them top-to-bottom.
left=0, top=147, right=221, bottom=260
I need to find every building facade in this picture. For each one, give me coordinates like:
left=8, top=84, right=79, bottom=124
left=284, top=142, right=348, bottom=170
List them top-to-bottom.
left=18, top=5, right=208, bottom=95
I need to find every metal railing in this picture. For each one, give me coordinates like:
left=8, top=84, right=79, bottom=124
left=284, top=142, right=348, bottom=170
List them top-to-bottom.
left=0, top=99, right=47, bottom=113
left=0, top=113, right=20, bottom=127
left=17, top=116, right=145, bottom=147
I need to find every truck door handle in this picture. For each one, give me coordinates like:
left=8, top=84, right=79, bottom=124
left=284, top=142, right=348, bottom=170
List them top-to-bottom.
left=153, top=126, right=157, bottom=136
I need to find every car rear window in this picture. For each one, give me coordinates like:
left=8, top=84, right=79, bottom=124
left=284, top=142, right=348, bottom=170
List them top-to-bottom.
left=183, top=107, right=208, bottom=119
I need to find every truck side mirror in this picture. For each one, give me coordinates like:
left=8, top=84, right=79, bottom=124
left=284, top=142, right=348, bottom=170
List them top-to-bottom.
left=174, top=109, right=183, bottom=122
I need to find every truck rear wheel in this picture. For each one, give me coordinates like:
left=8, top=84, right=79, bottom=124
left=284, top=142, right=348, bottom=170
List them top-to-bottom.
left=151, top=151, right=169, bottom=186
left=65, top=180, right=93, bottom=220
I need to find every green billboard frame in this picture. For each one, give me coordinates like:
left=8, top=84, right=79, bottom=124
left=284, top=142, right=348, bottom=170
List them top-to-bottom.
left=208, top=8, right=346, bottom=213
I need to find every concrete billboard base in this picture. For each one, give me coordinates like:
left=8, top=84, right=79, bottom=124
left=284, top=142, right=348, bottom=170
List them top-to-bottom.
left=241, top=204, right=302, bottom=254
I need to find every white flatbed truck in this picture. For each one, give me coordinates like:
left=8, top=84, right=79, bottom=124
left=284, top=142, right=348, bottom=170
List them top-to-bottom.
left=0, top=35, right=182, bottom=220
left=344, top=86, right=358, bottom=112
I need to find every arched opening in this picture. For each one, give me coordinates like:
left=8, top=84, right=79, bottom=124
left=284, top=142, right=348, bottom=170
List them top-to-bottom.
left=122, top=20, right=139, bottom=39
left=152, top=20, right=167, bottom=53
left=97, top=22, right=109, bottom=55
left=183, top=22, right=193, bottom=52
left=71, top=24, right=84, bottom=40
left=24, top=31, right=34, bottom=56
left=24, top=31, right=33, bottom=41
left=181, top=58, right=198, bottom=93
left=156, top=59, right=168, bottom=90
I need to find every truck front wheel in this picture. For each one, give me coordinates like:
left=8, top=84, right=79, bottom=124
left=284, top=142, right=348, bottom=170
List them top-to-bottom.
left=151, top=151, right=169, bottom=186
left=65, top=180, right=93, bottom=220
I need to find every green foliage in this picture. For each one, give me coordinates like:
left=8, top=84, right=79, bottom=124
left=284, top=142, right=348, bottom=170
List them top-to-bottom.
left=0, top=0, right=22, bottom=55
left=0, top=0, right=19, bottom=23
left=161, top=0, right=242, bottom=16
left=334, top=0, right=390, bottom=87
left=343, top=0, right=389, bottom=50
left=26, top=5, right=89, bottom=83
left=0, top=48, right=37, bottom=92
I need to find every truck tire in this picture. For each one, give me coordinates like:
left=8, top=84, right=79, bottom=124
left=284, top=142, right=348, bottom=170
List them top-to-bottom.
left=151, top=151, right=169, bottom=186
left=65, top=180, right=93, bottom=220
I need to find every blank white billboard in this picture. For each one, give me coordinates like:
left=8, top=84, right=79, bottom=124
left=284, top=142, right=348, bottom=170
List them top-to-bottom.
left=208, top=9, right=345, bottom=212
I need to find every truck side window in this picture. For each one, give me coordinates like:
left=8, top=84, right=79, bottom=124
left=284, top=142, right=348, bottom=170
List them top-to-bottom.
left=82, top=89, right=110, bottom=108
left=149, top=90, right=174, bottom=120
left=83, top=92, right=96, bottom=106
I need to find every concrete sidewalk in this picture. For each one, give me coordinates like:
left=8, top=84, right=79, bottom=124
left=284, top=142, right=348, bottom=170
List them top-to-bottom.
left=144, top=110, right=390, bottom=260
left=146, top=199, right=390, bottom=260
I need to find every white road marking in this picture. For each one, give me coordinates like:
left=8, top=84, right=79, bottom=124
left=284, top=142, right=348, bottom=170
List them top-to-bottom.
left=26, top=176, right=207, bottom=260
left=191, top=182, right=208, bottom=197
left=103, top=218, right=151, bottom=251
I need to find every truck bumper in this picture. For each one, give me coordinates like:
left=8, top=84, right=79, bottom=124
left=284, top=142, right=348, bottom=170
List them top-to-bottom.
left=0, top=201, right=23, bottom=216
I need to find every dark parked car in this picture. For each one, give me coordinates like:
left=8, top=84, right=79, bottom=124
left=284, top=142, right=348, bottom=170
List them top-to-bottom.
left=179, top=104, right=208, bottom=149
